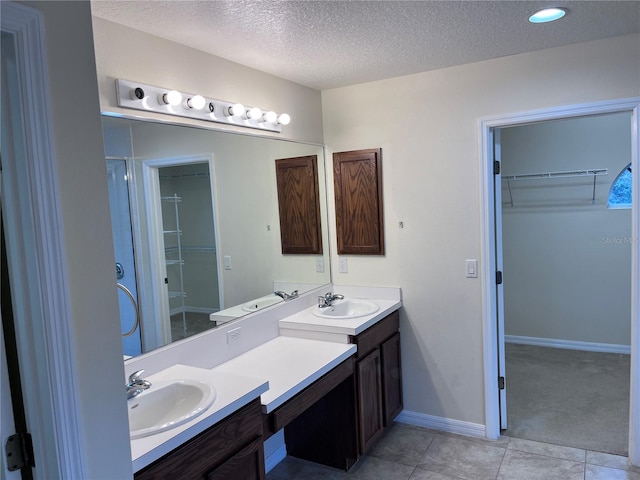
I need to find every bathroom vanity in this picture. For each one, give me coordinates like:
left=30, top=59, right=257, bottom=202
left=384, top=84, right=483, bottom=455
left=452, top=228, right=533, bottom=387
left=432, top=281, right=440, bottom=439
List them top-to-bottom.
left=126, top=286, right=402, bottom=477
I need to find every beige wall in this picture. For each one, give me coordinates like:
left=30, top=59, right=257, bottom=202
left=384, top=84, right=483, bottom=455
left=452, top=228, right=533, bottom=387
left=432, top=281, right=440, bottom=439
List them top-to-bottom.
left=16, top=1, right=132, bottom=478
left=91, top=17, right=324, bottom=144
left=322, top=34, right=640, bottom=425
left=501, top=113, right=632, bottom=347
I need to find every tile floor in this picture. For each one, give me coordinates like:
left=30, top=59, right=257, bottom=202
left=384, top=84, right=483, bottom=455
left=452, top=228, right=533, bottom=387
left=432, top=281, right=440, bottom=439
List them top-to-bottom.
left=266, top=423, right=640, bottom=480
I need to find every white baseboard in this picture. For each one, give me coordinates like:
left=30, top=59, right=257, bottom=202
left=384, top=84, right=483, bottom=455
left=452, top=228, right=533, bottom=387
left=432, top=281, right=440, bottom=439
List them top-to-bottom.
left=505, top=335, right=630, bottom=354
left=395, top=410, right=486, bottom=438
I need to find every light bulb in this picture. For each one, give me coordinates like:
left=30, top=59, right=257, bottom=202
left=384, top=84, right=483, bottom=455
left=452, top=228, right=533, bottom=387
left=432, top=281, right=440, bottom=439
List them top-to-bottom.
left=159, top=90, right=182, bottom=106
left=186, top=95, right=206, bottom=110
left=225, top=103, right=245, bottom=117
left=247, top=107, right=262, bottom=120
left=263, top=111, right=277, bottom=123
left=277, top=113, right=291, bottom=126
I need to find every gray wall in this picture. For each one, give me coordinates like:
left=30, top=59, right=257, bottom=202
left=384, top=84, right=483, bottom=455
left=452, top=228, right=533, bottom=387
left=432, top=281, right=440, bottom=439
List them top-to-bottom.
left=501, top=113, right=632, bottom=347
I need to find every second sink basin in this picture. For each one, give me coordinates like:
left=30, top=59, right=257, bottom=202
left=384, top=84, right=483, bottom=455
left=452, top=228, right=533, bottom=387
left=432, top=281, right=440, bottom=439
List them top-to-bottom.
left=241, top=295, right=284, bottom=312
left=313, top=299, right=379, bottom=319
left=128, top=379, right=216, bottom=439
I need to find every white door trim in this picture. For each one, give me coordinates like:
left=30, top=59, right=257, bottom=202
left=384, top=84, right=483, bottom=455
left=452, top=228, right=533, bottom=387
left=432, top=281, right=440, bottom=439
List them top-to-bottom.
left=1, top=2, right=85, bottom=478
left=479, top=97, right=640, bottom=463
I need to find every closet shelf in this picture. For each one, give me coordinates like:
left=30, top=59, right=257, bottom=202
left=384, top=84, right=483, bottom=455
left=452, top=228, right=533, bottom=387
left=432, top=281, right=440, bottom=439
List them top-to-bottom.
left=501, top=168, right=607, bottom=182
left=502, top=168, right=608, bottom=207
left=165, top=245, right=216, bottom=253
left=165, top=259, right=184, bottom=266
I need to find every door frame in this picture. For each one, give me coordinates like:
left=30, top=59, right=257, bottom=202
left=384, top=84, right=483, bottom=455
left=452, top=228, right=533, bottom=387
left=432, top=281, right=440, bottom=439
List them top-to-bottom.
left=1, top=2, right=85, bottom=477
left=479, top=97, right=640, bottom=463
left=141, top=154, right=224, bottom=348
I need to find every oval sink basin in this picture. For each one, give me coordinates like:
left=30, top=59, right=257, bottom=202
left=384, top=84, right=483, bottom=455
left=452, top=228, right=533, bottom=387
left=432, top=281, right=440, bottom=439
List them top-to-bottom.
left=241, top=295, right=284, bottom=312
left=313, top=299, right=379, bottom=319
left=128, top=379, right=216, bottom=439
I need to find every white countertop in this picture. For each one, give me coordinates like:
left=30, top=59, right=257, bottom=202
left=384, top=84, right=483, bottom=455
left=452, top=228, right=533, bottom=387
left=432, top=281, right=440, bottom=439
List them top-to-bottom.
left=278, top=298, right=401, bottom=336
left=214, top=336, right=357, bottom=413
left=131, top=364, right=268, bottom=472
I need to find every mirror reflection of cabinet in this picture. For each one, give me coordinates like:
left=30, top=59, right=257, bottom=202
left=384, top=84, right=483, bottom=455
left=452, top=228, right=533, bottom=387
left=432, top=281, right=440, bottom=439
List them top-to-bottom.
left=333, top=148, right=384, bottom=255
left=275, top=155, right=323, bottom=255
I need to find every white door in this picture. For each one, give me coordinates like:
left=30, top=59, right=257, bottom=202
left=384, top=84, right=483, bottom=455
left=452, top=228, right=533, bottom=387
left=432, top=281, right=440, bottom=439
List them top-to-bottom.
left=493, top=128, right=508, bottom=430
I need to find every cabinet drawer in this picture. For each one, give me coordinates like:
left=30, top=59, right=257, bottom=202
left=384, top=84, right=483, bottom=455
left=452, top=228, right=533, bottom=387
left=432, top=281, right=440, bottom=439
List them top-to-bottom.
left=351, top=311, right=399, bottom=359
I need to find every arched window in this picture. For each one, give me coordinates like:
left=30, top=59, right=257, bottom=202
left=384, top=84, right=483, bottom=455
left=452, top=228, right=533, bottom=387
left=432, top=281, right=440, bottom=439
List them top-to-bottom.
left=608, top=164, right=632, bottom=208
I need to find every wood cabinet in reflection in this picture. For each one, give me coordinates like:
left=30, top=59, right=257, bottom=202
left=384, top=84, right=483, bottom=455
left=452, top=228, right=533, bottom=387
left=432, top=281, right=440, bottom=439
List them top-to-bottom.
left=275, top=155, right=323, bottom=255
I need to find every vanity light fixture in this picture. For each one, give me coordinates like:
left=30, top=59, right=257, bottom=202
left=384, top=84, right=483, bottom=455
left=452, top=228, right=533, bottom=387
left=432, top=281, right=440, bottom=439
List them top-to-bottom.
left=529, top=7, right=567, bottom=23
left=116, top=80, right=288, bottom=133
left=159, top=90, right=182, bottom=106
left=186, top=95, right=206, bottom=110
left=225, top=103, right=245, bottom=117
left=246, top=107, right=263, bottom=121
left=263, top=111, right=278, bottom=123
left=277, top=113, right=291, bottom=126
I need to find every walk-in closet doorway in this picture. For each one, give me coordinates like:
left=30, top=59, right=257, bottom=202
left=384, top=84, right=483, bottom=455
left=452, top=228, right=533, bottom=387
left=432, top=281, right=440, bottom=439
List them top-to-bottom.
left=479, top=97, right=640, bottom=465
left=498, top=112, right=632, bottom=456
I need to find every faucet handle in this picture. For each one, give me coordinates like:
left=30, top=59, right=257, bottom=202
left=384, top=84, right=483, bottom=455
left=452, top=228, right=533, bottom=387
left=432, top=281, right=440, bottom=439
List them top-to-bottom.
left=128, top=369, right=145, bottom=384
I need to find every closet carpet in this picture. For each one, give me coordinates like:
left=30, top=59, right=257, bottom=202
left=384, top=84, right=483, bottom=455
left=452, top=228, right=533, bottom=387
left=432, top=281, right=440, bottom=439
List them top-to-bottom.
left=505, top=343, right=630, bottom=456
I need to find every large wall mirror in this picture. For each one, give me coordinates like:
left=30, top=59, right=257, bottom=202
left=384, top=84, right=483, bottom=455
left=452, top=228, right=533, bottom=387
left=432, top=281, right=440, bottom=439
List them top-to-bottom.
left=102, top=116, right=330, bottom=358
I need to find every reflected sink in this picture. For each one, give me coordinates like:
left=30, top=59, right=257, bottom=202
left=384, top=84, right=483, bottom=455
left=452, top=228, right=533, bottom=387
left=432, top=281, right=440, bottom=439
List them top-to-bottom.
left=241, top=295, right=284, bottom=312
left=313, top=299, right=379, bottom=319
left=128, top=379, right=216, bottom=439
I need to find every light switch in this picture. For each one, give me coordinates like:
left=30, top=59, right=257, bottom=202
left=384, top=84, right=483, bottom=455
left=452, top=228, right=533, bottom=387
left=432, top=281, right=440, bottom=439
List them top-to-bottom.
left=224, top=255, right=232, bottom=270
left=316, top=257, right=325, bottom=273
left=466, top=259, right=478, bottom=278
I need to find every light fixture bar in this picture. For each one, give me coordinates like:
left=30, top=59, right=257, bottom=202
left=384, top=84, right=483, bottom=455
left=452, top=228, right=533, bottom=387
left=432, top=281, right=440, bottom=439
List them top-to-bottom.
left=115, top=79, right=287, bottom=133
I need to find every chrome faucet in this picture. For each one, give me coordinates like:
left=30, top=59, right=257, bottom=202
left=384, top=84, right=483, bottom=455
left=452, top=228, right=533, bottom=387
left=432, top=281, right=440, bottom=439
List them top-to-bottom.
left=274, top=290, right=299, bottom=301
left=317, top=292, right=344, bottom=308
left=126, top=369, right=152, bottom=400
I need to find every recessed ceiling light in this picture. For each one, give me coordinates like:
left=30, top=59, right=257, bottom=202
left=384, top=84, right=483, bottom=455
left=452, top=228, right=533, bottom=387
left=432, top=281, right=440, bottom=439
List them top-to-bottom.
left=529, top=7, right=567, bottom=23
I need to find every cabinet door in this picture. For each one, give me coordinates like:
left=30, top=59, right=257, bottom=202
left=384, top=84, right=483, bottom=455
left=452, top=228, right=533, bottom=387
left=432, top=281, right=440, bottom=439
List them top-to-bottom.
left=381, top=332, right=403, bottom=426
left=356, top=348, right=383, bottom=453
left=207, top=436, right=265, bottom=480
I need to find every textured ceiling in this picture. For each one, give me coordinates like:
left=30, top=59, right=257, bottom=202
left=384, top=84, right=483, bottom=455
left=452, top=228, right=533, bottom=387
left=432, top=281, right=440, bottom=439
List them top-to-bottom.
left=91, top=0, right=640, bottom=90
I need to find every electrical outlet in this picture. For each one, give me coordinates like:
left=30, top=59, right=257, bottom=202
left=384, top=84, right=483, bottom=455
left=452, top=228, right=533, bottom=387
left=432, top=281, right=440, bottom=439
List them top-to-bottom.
left=316, top=257, right=325, bottom=273
left=338, top=257, right=348, bottom=273
left=226, top=327, right=241, bottom=344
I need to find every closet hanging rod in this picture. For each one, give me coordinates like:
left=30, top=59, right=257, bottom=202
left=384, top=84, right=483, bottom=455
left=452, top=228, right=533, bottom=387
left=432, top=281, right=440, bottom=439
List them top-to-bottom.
left=502, top=168, right=607, bottom=182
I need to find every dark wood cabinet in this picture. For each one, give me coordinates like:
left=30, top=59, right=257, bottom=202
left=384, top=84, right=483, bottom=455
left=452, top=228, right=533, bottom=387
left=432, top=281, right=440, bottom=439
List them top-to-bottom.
left=333, top=148, right=384, bottom=255
left=351, top=311, right=402, bottom=454
left=381, top=332, right=403, bottom=426
left=356, top=348, right=384, bottom=453
left=134, top=398, right=265, bottom=480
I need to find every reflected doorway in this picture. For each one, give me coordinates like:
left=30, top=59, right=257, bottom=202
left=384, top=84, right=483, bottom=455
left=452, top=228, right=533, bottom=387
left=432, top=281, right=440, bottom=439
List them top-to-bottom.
left=143, top=156, right=223, bottom=346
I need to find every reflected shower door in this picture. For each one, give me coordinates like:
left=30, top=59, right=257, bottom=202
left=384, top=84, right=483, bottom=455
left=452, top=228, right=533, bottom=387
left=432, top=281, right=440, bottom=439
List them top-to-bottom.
left=107, top=158, right=142, bottom=357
